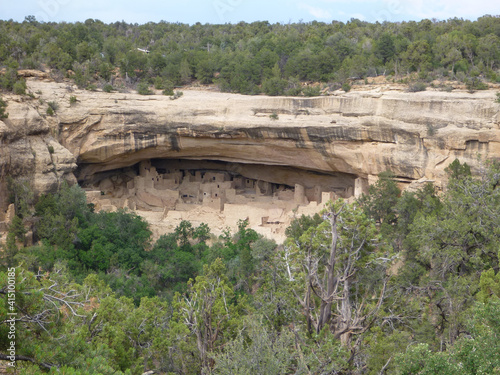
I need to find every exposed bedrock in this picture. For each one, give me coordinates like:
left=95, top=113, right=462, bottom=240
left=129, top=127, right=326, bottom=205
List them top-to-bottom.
left=2, top=78, right=500, bottom=213
left=1, top=79, right=499, bottom=240
left=32, top=79, right=497, bottom=189
left=0, top=92, right=77, bottom=214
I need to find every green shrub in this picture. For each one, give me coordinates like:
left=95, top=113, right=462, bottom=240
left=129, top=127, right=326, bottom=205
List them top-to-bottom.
left=21, top=57, right=38, bottom=70
left=0, top=66, right=18, bottom=91
left=486, top=70, right=498, bottom=82
left=418, top=71, right=431, bottom=81
left=154, top=77, right=165, bottom=90
left=262, top=77, right=287, bottom=96
left=285, top=77, right=302, bottom=96
left=466, top=77, right=488, bottom=93
left=13, top=79, right=27, bottom=95
left=164, top=79, right=174, bottom=90
left=162, top=80, right=175, bottom=96
left=137, top=81, right=153, bottom=95
left=476, top=81, right=489, bottom=90
left=342, top=82, right=351, bottom=92
left=408, top=82, right=427, bottom=92
left=102, top=84, right=114, bottom=93
left=439, top=84, right=454, bottom=92
left=302, top=85, right=321, bottom=97
left=285, top=87, right=302, bottom=96
left=162, top=88, right=174, bottom=96
left=169, top=91, right=183, bottom=100
left=496, top=93, right=500, bottom=104
left=69, top=96, right=77, bottom=104
left=0, top=97, right=8, bottom=119
left=47, top=101, right=59, bottom=112
left=47, top=101, right=59, bottom=116
left=269, top=112, right=279, bottom=120
left=47, top=145, right=54, bottom=154
left=9, top=215, right=26, bottom=242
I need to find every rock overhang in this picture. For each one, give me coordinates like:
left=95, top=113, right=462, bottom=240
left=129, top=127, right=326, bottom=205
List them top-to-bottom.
left=2, top=78, right=500, bottom=204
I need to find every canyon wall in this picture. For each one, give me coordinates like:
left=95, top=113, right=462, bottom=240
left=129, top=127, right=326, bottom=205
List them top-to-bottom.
left=1, top=77, right=500, bottom=238
left=31, top=79, right=498, bottom=187
left=0, top=90, right=76, bottom=217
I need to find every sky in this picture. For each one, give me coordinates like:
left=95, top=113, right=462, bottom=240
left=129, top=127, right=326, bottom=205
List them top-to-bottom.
left=0, top=0, right=499, bottom=25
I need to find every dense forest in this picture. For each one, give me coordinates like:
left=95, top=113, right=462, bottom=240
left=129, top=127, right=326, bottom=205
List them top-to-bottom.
left=0, top=15, right=500, bottom=97
left=1, top=159, right=500, bottom=374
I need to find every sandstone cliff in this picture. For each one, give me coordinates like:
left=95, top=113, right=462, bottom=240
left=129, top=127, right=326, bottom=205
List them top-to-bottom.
left=1, top=77, right=499, bottom=235
left=24, top=79, right=499, bottom=186
left=0, top=90, right=77, bottom=215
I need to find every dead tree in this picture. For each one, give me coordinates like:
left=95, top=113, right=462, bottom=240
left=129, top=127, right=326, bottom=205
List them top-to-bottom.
left=286, top=200, right=389, bottom=352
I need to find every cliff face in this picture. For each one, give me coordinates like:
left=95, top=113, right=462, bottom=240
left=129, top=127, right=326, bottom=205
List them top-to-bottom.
left=1, top=78, right=500, bottom=213
left=35, top=79, right=499, bottom=186
left=0, top=92, right=76, bottom=214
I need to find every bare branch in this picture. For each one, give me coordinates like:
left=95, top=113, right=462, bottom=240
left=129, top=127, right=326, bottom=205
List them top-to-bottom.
left=0, top=353, right=55, bottom=370
left=378, top=356, right=392, bottom=374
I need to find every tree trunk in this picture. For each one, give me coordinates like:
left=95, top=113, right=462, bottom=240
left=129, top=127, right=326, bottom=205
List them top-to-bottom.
left=316, top=210, right=340, bottom=332
left=306, top=263, right=313, bottom=335
left=339, top=278, right=352, bottom=346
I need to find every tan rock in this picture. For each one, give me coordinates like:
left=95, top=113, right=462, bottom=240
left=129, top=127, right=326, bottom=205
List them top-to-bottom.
left=17, top=70, right=50, bottom=79
left=2, top=76, right=500, bottom=241
left=29, top=78, right=497, bottom=188
left=0, top=90, right=77, bottom=214
left=0, top=204, right=16, bottom=233
left=6, top=204, right=15, bottom=221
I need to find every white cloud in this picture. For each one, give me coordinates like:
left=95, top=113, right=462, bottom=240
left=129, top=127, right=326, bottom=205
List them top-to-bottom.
left=308, top=0, right=499, bottom=22
left=401, top=0, right=499, bottom=20
left=299, top=3, right=333, bottom=19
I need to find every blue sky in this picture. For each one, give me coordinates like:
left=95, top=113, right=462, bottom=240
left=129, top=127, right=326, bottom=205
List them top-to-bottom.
left=1, top=0, right=499, bottom=24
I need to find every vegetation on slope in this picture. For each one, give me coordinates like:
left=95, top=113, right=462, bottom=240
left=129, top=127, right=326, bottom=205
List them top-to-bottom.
left=0, top=16, right=499, bottom=96
left=1, top=159, right=500, bottom=374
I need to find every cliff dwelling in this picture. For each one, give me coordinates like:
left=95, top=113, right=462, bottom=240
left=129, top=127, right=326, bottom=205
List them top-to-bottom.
left=3, top=79, right=498, bottom=243
left=81, top=159, right=367, bottom=242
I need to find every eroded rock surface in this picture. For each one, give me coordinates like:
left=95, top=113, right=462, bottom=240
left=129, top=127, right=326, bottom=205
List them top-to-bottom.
left=1, top=77, right=500, bottom=240
left=25, top=79, right=497, bottom=187
left=0, top=92, right=77, bottom=216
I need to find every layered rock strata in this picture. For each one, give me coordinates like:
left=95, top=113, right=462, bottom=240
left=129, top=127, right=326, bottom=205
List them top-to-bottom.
left=1, top=77, right=499, bottom=240
left=27, top=80, right=497, bottom=187
left=0, top=92, right=77, bottom=217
